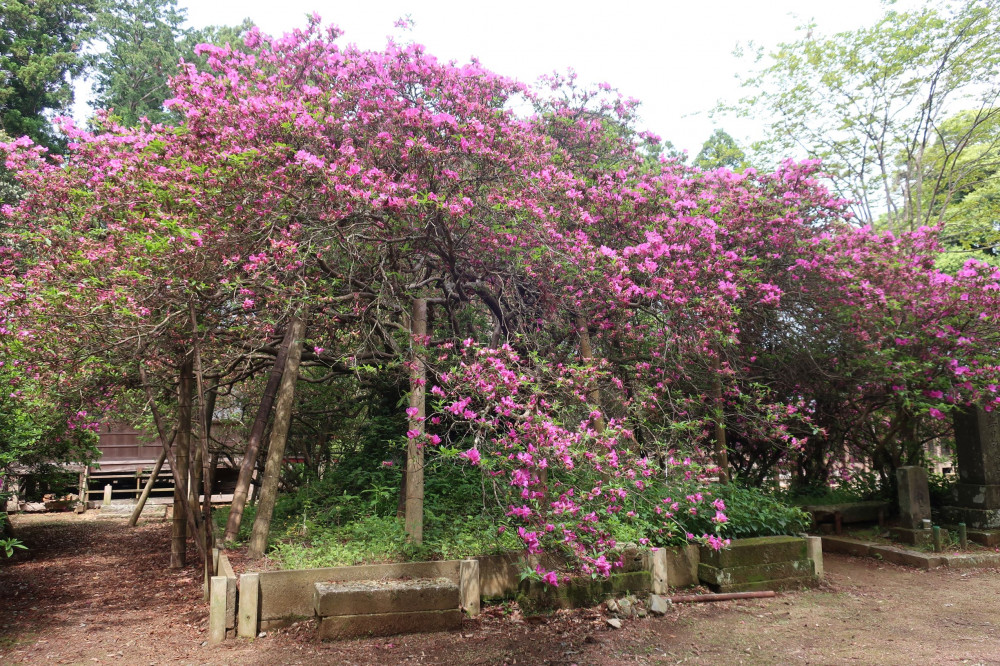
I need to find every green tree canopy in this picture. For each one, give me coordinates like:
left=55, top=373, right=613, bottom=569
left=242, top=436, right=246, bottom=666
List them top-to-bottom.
left=0, top=0, right=96, bottom=150
left=88, top=0, right=249, bottom=126
left=694, top=128, right=747, bottom=170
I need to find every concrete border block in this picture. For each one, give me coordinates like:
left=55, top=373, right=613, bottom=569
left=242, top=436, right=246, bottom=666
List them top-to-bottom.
left=806, top=536, right=823, bottom=578
left=821, top=536, right=873, bottom=558
left=650, top=548, right=668, bottom=594
left=459, top=559, right=480, bottom=617
left=257, top=560, right=462, bottom=623
left=237, top=573, right=260, bottom=639
left=209, top=576, right=228, bottom=645
left=317, top=609, right=462, bottom=640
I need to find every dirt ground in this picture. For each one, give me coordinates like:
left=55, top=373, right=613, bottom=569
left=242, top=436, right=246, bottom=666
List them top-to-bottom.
left=2, top=513, right=1000, bottom=665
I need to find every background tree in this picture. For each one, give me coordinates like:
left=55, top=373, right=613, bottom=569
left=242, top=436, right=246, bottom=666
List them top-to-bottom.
left=0, top=0, right=96, bottom=150
left=87, top=0, right=249, bottom=126
left=726, top=0, right=1000, bottom=233
left=694, top=128, right=747, bottom=170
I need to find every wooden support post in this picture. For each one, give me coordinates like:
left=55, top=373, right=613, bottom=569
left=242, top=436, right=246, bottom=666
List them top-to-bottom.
left=129, top=447, right=168, bottom=526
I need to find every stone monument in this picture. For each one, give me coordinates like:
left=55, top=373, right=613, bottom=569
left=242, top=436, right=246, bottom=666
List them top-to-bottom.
left=940, top=406, right=1000, bottom=545
left=890, top=465, right=941, bottom=545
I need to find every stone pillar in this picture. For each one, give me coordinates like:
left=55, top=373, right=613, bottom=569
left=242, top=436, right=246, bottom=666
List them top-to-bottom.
left=940, top=407, right=1000, bottom=541
left=890, top=466, right=939, bottom=545
left=896, top=466, right=931, bottom=529
left=102, top=484, right=113, bottom=507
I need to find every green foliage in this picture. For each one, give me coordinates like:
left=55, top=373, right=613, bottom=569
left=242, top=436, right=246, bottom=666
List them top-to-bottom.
left=0, top=0, right=96, bottom=150
left=87, top=0, right=250, bottom=126
left=726, top=0, right=1000, bottom=233
left=693, top=128, right=747, bottom=171
left=0, top=351, right=99, bottom=481
left=784, top=469, right=887, bottom=506
left=927, top=471, right=956, bottom=509
left=610, top=479, right=810, bottom=549
left=708, top=484, right=810, bottom=539
left=269, top=513, right=522, bottom=569
left=1, top=537, right=26, bottom=558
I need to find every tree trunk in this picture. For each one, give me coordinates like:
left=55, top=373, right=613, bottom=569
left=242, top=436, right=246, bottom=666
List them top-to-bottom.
left=405, top=298, right=427, bottom=545
left=189, top=303, right=217, bottom=585
left=575, top=312, right=606, bottom=434
left=247, top=315, right=306, bottom=559
left=224, top=322, right=296, bottom=543
left=711, top=353, right=730, bottom=485
left=171, top=357, right=194, bottom=568
left=139, top=363, right=204, bottom=561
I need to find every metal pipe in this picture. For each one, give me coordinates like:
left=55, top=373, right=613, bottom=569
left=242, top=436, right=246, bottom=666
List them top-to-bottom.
left=669, top=591, right=777, bottom=603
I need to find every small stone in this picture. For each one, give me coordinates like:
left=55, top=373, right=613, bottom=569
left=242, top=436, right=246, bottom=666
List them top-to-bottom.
left=648, top=594, right=671, bottom=616
left=618, top=598, right=636, bottom=618
left=606, top=599, right=620, bottom=614
left=606, top=618, right=623, bottom=629
left=257, top=631, right=267, bottom=638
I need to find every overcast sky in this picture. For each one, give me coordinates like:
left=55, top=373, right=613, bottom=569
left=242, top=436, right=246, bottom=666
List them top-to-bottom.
left=79, top=0, right=895, bottom=155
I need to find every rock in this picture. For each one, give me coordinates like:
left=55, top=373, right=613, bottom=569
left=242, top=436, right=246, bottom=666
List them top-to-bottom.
left=648, top=594, right=671, bottom=616
left=618, top=598, right=636, bottom=618
left=606, top=599, right=620, bottom=614
left=606, top=618, right=623, bottom=629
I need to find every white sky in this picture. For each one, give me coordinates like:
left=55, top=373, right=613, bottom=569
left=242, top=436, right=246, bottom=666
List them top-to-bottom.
left=77, top=0, right=893, bottom=155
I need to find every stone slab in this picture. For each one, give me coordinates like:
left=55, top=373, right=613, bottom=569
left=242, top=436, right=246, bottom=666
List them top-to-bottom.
left=801, top=502, right=890, bottom=525
left=938, top=505, right=1000, bottom=530
left=890, top=527, right=948, bottom=546
left=964, top=528, right=1000, bottom=547
left=700, top=536, right=807, bottom=569
left=820, top=536, right=873, bottom=558
left=665, top=545, right=699, bottom=588
left=869, top=545, right=944, bottom=570
left=475, top=552, right=563, bottom=599
left=940, top=552, right=1000, bottom=568
left=698, top=559, right=814, bottom=587
left=257, top=560, right=461, bottom=622
left=516, top=571, right=651, bottom=614
left=711, top=576, right=820, bottom=594
left=314, top=578, right=458, bottom=617
left=317, top=608, right=461, bottom=640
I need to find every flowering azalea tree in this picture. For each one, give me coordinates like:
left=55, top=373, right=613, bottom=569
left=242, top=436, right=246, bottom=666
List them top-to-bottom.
left=4, top=17, right=1000, bottom=582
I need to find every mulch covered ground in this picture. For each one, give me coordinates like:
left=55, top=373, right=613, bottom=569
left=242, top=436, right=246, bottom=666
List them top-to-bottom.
left=3, top=512, right=1000, bottom=665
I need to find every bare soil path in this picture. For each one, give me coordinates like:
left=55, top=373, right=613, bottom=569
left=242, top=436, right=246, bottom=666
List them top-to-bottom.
left=2, top=513, right=1000, bottom=665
